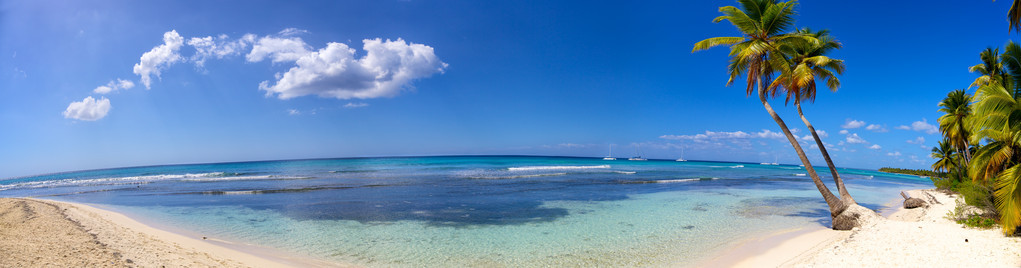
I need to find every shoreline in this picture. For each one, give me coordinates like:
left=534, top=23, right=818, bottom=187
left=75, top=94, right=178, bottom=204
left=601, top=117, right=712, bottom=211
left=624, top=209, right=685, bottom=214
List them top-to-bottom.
left=705, top=189, right=1021, bottom=267
left=0, top=198, right=347, bottom=267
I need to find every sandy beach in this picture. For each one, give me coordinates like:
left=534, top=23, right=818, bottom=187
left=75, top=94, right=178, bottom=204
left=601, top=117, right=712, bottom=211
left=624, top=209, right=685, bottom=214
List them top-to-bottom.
left=3, top=189, right=1019, bottom=267
left=708, top=189, right=1021, bottom=267
left=0, top=198, right=344, bottom=268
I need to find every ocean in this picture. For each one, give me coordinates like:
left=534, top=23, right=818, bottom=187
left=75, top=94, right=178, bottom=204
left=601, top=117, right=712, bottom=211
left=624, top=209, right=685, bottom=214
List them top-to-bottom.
left=0, top=156, right=932, bottom=267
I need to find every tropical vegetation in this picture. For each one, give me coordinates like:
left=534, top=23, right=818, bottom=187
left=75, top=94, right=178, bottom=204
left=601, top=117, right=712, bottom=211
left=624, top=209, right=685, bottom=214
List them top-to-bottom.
left=693, top=0, right=873, bottom=230
left=933, top=39, right=1021, bottom=235
left=877, top=167, right=945, bottom=178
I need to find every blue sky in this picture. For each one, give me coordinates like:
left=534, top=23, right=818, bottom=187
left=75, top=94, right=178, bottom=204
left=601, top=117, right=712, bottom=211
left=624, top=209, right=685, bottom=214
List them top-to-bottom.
left=0, top=0, right=1015, bottom=178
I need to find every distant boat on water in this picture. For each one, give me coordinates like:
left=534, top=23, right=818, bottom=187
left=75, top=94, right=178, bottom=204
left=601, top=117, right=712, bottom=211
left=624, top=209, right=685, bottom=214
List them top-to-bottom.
left=628, top=144, right=647, bottom=161
left=603, top=145, right=616, bottom=160
left=675, top=147, right=687, bottom=162
left=760, top=155, right=779, bottom=165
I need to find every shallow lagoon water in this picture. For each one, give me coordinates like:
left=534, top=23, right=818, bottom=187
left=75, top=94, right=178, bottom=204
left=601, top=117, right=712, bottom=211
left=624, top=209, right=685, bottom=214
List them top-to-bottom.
left=0, top=156, right=932, bottom=266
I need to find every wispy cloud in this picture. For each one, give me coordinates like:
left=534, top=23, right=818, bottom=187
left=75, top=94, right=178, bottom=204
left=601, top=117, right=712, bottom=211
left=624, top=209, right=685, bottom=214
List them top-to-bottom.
left=93, top=79, right=135, bottom=94
left=344, top=102, right=369, bottom=108
left=842, top=119, right=866, bottom=129
left=896, top=119, right=939, bottom=134
left=865, top=124, right=888, bottom=132
left=660, top=129, right=786, bottom=141
left=846, top=133, right=868, bottom=144
left=868, top=144, right=881, bottom=150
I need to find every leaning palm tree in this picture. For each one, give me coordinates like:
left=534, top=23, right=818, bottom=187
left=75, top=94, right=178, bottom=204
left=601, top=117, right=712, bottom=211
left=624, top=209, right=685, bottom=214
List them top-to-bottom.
left=693, top=0, right=873, bottom=230
left=768, top=28, right=855, bottom=204
left=968, top=83, right=1021, bottom=234
left=937, top=90, right=974, bottom=164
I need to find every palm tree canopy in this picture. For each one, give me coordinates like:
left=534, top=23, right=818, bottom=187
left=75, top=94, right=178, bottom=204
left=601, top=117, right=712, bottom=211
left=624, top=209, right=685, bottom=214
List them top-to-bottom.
left=692, top=0, right=812, bottom=96
left=768, top=27, right=845, bottom=105
left=968, top=82, right=1021, bottom=234
left=938, top=89, right=974, bottom=154
left=931, top=139, right=958, bottom=174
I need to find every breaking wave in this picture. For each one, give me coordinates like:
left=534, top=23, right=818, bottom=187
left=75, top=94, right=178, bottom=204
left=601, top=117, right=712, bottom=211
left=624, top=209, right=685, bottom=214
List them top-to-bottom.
left=507, top=165, right=610, bottom=171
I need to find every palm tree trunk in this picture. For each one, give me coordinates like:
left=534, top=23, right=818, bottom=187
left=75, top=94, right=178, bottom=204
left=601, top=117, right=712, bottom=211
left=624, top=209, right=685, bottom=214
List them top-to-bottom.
left=756, top=76, right=846, bottom=216
left=796, top=102, right=856, bottom=205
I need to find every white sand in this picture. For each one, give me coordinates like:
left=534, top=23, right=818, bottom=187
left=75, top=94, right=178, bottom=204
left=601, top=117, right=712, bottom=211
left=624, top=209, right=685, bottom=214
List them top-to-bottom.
left=715, top=189, right=1021, bottom=267
left=1, top=198, right=348, bottom=268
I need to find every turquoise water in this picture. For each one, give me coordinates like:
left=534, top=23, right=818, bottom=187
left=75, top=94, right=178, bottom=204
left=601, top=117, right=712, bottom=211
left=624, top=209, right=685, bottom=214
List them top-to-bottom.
left=0, top=156, right=932, bottom=266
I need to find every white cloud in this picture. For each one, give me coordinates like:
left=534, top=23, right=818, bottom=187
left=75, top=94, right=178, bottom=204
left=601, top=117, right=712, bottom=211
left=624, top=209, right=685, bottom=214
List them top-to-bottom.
left=278, top=28, right=309, bottom=36
left=133, top=30, right=185, bottom=89
left=188, top=34, right=255, bottom=67
left=246, top=36, right=311, bottom=63
left=257, top=38, right=448, bottom=100
left=92, top=79, right=135, bottom=94
left=63, top=96, right=111, bottom=121
left=344, top=102, right=369, bottom=108
left=288, top=109, right=300, bottom=115
left=842, top=119, right=866, bottom=129
left=905, top=119, right=939, bottom=134
left=865, top=124, right=888, bottom=132
left=895, top=125, right=911, bottom=130
left=753, top=129, right=785, bottom=139
left=838, top=129, right=849, bottom=135
left=661, top=130, right=751, bottom=140
left=800, top=130, right=828, bottom=142
left=814, top=130, right=828, bottom=139
left=846, top=133, right=868, bottom=144
left=907, top=136, right=925, bottom=145
left=869, top=144, right=882, bottom=150
left=887, top=151, right=901, bottom=156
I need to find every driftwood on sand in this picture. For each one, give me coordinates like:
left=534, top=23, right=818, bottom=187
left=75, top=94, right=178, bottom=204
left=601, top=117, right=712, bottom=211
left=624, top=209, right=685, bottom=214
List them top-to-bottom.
left=901, top=191, right=928, bottom=209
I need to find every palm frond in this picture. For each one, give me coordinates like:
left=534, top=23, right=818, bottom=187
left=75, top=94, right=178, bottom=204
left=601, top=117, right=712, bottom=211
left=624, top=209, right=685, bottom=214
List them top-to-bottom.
left=693, top=36, right=746, bottom=52
left=995, top=165, right=1021, bottom=234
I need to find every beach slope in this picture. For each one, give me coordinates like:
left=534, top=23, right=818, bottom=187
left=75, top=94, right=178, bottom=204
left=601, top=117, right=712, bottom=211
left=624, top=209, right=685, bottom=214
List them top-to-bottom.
left=724, top=189, right=1021, bottom=267
left=0, top=198, right=291, bottom=267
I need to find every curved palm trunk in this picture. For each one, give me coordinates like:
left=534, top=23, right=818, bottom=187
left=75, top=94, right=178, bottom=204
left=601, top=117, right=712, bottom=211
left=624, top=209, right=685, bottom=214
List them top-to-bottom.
left=757, top=77, right=846, bottom=216
left=796, top=102, right=856, bottom=205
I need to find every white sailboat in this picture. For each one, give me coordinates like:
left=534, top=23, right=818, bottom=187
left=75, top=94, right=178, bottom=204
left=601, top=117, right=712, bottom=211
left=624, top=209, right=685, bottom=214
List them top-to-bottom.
left=628, top=144, right=647, bottom=161
left=603, top=145, right=616, bottom=160
left=675, top=147, right=687, bottom=162
left=760, top=155, right=779, bottom=165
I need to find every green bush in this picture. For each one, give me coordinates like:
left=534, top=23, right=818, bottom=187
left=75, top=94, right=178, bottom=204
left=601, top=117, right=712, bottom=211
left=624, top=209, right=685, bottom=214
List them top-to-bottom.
left=932, top=177, right=960, bottom=191
left=958, top=181, right=995, bottom=210
left=959, top=215, right=996, bottom=229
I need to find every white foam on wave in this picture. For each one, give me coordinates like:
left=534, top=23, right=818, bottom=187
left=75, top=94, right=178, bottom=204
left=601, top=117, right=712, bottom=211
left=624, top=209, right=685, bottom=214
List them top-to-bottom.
left=507, top=165, right=610, bottom=171
left=708, top=165, right=744, bottom=168
left=614, top=171, right=637, bottom=175
left=0, top=172, right=281, bottom=191
left=471, top=173, right=569, bottom=180
left=793, top=173, right=807, bottom=176
left=182, top=175, right=294, bottom=182
left=653, top=177, right=718, bottom=183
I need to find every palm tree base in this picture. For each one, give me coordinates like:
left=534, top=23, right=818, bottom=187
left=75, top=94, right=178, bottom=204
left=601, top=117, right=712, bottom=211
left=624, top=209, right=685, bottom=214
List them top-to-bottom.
left=832, top=204, right=882, bottom=230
